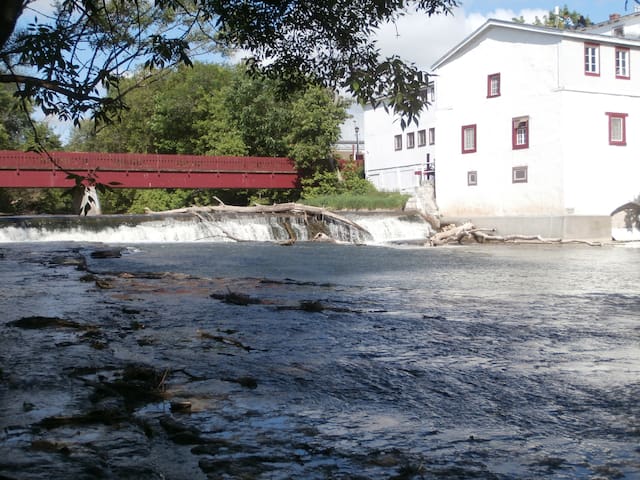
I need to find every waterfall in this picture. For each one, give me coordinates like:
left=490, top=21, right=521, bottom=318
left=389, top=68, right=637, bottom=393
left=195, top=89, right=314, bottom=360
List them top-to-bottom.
left=0, top=211, right=432, bottom=244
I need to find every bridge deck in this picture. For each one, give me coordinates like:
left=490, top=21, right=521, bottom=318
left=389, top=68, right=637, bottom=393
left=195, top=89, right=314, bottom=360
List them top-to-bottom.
left=0, top=151, right=299, bottom=189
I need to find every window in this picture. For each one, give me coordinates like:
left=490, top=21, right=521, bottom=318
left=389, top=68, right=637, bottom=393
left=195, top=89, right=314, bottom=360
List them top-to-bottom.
left=584, top=43, right=600, bottom=76
left=616, top=47, right=630, bottom=79
left=487, top=73, right=501, bottom=98
left=427, top=81, right=435, bottom=102
left=606, top=112, right=627, bottom=145
left=512, top=116, right=529, bottom=150
left=461, top=124, right=476, bottom=153
left=429, top=127, right=435, bottom=145
left=417, top=129, right=426, bottom=147
left=407, top=132, right=415, bottom=149
left=394, top=134, right=402, bottom=151
left=512, top=166, right=528, bottom=184
left=467, top=171, right=478, bottom=186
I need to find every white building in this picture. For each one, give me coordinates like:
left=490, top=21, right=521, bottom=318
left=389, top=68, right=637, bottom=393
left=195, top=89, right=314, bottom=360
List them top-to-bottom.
left=364, top=16, right=640, bottom=240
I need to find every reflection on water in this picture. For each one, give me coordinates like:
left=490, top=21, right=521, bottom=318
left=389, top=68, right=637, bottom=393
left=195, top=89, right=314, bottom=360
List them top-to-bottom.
left=0, top=242, right=639, bottom=479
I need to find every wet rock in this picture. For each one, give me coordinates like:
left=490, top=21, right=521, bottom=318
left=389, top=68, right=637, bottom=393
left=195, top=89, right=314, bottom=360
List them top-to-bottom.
left=90, top=248, right=122, bottom=259
left=49, top=255, right=87, bottom=269
left=95, top=277, right=116, bottom=289
left=210, top=290, right=262, bottom=305
left=299, top=300, right=325, bottom=312
left=7, top=316, right=89, bottom=330
left=197, top=330, right=253, bottom=351
left=222, top=376, right=258, bottom=389
left=170, top=401, right=192, bottom=413
left=38, top=407, right=128, bottom=428
left=159, top=415, right=205, bottom=444
left=30, top=440, right=71, bottom=455
left=198, top=456, right=278, bottom=477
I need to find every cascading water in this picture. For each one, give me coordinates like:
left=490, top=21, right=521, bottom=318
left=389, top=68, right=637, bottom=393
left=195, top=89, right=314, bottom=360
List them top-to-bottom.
left=0, top=211, right=433, bottom=244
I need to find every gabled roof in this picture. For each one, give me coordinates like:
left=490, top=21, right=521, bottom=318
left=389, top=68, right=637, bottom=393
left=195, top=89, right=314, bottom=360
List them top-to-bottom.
left=431, top=19, right=640, bottom=70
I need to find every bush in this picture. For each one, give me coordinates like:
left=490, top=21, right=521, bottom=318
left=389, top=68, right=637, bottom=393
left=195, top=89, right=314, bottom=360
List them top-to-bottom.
left=301, top=191, right=409, bottom=210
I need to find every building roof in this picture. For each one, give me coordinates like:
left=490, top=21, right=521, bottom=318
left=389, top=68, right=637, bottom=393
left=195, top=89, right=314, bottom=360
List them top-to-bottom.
left=431, top=19, right=640, bottom=71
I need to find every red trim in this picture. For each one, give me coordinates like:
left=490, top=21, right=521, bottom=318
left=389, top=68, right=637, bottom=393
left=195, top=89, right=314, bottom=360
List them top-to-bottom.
left=584, top=43, right=600, bottom=77
left=615, top=47, right=631, bottom=79
left=487, top=73, right=501, bottom=98
left=606, top=112, right=628, bottom=146
left=512, top=117, right=529, bottom=150
left=461, top=124, right=477, bottom=154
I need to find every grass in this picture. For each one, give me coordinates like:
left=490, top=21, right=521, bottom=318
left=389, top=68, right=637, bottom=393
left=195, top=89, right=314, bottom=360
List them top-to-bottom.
left=300, top=191, right=410, bottom=211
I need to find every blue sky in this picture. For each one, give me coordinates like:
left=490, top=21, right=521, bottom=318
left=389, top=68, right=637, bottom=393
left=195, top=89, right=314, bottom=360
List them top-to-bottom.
left=22, top=0, right=638, bottom=142
left=464, top=1, right=634, bottom=23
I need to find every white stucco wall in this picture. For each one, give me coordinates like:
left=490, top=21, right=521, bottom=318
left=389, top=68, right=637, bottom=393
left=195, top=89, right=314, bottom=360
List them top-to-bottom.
left=363, top=21, right=640, bottom=220
left=434, top=29, right=567, bottom=217
left=364, top=103, right=436, bottom=193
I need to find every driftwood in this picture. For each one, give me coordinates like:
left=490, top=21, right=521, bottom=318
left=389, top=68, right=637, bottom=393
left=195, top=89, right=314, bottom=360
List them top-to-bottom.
left=147, top=202, right=371, bottom=241
left=429, top=223, right=602, bottom=247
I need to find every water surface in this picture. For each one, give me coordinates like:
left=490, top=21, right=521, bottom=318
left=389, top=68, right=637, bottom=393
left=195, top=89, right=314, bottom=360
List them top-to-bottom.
left=1, top=242, right=639, bottom=479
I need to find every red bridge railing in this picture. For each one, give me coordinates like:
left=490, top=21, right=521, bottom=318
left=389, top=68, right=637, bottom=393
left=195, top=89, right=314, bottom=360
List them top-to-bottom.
left=0, top=150, right=299, bottom=189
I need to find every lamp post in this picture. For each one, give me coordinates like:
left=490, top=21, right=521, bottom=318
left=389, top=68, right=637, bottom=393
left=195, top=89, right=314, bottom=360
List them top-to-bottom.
left=354, top=125, right=360, bottom=157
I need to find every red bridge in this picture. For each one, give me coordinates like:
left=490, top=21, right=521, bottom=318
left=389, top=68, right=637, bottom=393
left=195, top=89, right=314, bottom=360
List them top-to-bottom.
left=0, top=150, right=299, bottom=189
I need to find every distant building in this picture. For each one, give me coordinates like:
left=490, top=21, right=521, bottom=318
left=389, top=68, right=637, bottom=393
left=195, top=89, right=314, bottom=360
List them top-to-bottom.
left=364, top=15, right=640, bottom=240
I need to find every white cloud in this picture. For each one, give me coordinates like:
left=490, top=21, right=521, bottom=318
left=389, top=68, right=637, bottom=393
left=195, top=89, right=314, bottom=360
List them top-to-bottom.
left=24, top=0, right=57, bottom=17
left=374, top=7, right=549, bottom=70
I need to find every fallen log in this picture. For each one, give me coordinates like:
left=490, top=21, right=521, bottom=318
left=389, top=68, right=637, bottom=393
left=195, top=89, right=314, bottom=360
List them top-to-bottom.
left=146, top=203, right=372, bottom=241
left=429, top=223, right=602, bottom=247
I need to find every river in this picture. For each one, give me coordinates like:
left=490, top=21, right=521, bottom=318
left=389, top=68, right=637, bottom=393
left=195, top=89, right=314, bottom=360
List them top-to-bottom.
left=0, top=227, right=639, bottom=478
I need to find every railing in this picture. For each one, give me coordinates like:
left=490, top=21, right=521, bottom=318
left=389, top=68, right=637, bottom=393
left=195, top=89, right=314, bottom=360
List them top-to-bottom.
left=0, top=150, right=296, bottom=173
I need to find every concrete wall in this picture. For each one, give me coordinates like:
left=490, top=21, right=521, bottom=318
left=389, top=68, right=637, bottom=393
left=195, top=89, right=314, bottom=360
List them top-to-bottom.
left=443, top=215, right=612, bottom=241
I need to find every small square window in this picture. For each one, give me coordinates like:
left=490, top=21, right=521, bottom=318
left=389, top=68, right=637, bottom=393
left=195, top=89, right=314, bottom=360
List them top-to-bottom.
left=584, top=43, right=600, bottom=76
left=616, top=47, right=630, bottom=79
left=487, top=73, right=500, bottom=98
left=606, top=112, right=627, bottom=145
left=512, top=116, right=529, bottom=150
left=461, top=124, right=476, bottom=154
left=429, top=127, right=435, bottom=145
left=417, top=129, right=426, bottom=147
left=407, top=132, right=415, bottom=149
left=394, top=134, right=402, bottom=151
left=512, top=166, right=528, bottom=183
left=467, top=171, right=477, bottom=186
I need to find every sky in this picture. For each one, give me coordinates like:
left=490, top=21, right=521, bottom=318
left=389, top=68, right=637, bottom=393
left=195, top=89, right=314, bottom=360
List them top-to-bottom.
left=23, top=0, right=638, bottom=143
left=346, top=0, right=636, bottom=139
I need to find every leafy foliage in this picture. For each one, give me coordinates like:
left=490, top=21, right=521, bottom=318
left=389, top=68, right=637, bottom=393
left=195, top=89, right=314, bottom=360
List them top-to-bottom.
left=1, top=0, right=460, bottom=129
left=65, top=63, right=351, bottom=212
left=301, top=161, right=374, bottom=198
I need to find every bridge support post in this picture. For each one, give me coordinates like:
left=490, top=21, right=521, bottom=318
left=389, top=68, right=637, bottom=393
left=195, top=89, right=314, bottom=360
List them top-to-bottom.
left=72, top=185, right=102, bottom=216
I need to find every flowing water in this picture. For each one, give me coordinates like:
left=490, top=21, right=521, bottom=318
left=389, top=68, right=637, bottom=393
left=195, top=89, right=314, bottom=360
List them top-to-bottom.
left=0, top=216, right=639, bottom=479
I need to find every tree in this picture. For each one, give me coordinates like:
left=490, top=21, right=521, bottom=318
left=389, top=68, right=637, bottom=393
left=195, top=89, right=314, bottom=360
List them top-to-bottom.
left=1, top=0, right=461, bottom=131
left=531, top=5, right=591, bottom=29
left=67, top=63, right=349, bottom=210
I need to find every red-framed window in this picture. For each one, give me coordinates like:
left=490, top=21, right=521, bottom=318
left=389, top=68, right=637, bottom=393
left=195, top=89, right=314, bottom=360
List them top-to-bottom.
left=584, top=43, right=600, bottom=76
left=615, top=47, right=630, bottom=79
left=487, top=73, right=501, bottom=98
left=606, top=112, right=627, bottom=145
left=512, top=116, right=529, bottom=150
left=461, top=124, right=477, bottom=154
